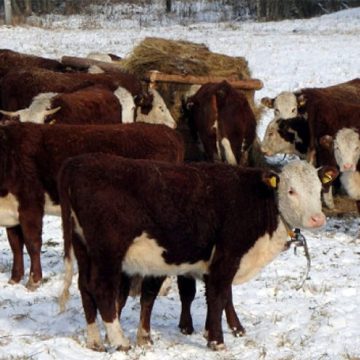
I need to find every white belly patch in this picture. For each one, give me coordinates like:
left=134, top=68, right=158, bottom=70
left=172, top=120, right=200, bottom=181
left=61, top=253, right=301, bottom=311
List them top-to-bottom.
left=0, top=193, right=20, bottom=227
left=44, top=193, right=61, bottom=216
left=232, top=220, right=287, bottom=285
left=122, top=232, right=211, bottom=278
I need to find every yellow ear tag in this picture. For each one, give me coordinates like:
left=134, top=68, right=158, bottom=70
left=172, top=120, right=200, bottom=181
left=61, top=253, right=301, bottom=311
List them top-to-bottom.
left=322, top=172, right=333, bottom=184
left=269, top=176, right=277, bottom=188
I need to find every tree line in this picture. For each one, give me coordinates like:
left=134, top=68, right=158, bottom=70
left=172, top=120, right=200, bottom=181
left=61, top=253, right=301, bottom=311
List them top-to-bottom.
left=3, top=0, right=360, bottom=24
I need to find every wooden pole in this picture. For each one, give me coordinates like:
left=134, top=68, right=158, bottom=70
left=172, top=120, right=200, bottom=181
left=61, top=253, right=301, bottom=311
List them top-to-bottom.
left=146, top=71, right=264, bottom=90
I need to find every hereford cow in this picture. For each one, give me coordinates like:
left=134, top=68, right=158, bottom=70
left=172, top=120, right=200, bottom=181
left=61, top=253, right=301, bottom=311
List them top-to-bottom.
left=0, top=49, right=65, bottom=78
left=0, top=67, right=152, bottom=115
left=0, top=68, right=175, bottom=126
left=261, top=78, right=360, bottom=122
left=185, top=81, right=256, bottom=165
left=0, top=86, right=122, bottom=125
left=261, top=87, right=360, bottom=208
left=0, top=122, right=184, bottom=290
left=320, top=127, right=360, bottom=212
left=58, top=155, right=337, bottom=351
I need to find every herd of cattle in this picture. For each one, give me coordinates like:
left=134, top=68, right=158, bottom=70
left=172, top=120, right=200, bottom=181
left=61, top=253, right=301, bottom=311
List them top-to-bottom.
left=0, top=48, right=358, bottom=351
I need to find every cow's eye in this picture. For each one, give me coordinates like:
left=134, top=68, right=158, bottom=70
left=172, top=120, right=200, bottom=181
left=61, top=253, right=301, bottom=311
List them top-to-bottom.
left=291, top=108, right=296, bottom=113
left=275, top=109, right=280, bottom=115
left=268, top=132, right=274, bottom=137
left=288, top=188, right=296, bottom=195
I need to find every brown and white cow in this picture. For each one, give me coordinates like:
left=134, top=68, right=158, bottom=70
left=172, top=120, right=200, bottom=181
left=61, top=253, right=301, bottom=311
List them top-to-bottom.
left=0, top=49, right=65, bottom=78
left=0, top=67, right=151, bottom=115
left=0, top=68, right=175, bottom=127
left=261, top=78, right=360, bottom=122
left=185, top=81, right=256, bottom=165
left=261, top=83, right=360, bottom=208
left=0, top=86, right=122, bottom=125
left=0, top=122, right=184, bottom=290
left=320, top=128, right=360, bottom=212
left=59, top=155, right=337, bottom=351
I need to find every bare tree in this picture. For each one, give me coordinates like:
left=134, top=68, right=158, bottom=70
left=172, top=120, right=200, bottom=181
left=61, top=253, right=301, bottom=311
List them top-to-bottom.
left=4, top=0, right=12, bottom=24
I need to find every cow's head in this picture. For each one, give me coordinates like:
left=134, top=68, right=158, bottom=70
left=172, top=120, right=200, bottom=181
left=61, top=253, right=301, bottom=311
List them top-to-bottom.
left=136, top=88, right=176, bottom=129
left=261, top=91, right=307, bottom=120
left=0, top=92, right=60, bottom=124
left=261, top=117, right=309, bottom=157
left=320, top=128, right=360, bottom=172
left=264, top=160, right=338, bottom=229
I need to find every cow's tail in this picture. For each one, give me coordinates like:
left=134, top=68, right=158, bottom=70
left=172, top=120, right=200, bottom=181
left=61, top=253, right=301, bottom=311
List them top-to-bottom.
left=58, top=161, right=75, bottom=313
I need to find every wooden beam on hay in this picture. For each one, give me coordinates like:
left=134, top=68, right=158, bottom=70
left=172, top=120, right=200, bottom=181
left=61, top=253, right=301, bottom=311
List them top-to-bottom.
left=145, top=70, right=264, bottom=90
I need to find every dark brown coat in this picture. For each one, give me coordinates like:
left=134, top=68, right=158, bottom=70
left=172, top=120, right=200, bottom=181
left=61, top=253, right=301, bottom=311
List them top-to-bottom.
left=0, top=67, right=151, bottom=111
left=186, top=81, right=256, bottom=165
left=0, top=122, right=184, bottom=289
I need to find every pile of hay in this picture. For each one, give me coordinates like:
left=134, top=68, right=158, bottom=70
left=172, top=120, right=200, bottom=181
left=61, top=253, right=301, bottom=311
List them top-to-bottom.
left=121, top=37, right=262, bottom=121
left=121, top=37, right=250, bottom=80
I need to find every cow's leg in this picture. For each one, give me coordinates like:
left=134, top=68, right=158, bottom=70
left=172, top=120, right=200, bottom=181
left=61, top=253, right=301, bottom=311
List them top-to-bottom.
left=322, top=185, right=335, bottom=209
left=356, top=200, right=360, bottom=214
left=18, top=207, right=44, bottom=290
left=7, top=225, right=25, bottom=284
left=73, top=237, right=104, bottom=351
left=204, top=257, right=238, bottom=351
left=92, top=264, right=130, bottom=351
left=117, top=273, right=131, bottom=320
left=137, top=275, right=165, bottom=347
left=177, top=275, right=196, bottom=335
left=224, top=288, right=245, bottom=337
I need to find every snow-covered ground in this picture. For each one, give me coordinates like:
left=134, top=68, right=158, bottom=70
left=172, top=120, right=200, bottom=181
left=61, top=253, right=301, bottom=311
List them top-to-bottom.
left=0, top=7, right=359, bottom=360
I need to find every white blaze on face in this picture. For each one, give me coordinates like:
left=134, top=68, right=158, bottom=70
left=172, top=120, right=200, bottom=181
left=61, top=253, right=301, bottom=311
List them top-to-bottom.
left=113, top=86, right=135, bottom=123
left=136, top=89, right=177, bottom=129
left=273, top=91, right=298, bottom=120
left=8, top=92, right=58, bottom=124
left=261, top=119, right=297, bottom=156
left=334, top=128, right=360, bottom=172
left=278, top=160, right=325, bottom=229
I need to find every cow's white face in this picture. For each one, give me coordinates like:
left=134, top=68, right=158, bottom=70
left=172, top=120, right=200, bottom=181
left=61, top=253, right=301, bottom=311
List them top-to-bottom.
left=113, top=86, right=136, bottom=124
left=136, top=89, right=176, bottom=129
left=262, top=91, right=298, bottom=120
left=0, top=92, right=58, bottom=124
left=272, top=92, right=298, bottom=119
left=261, top=119, right=296, bottom=156
left=334, top=128, right=360, bottom=172
left=278, top=160, right=325, bottom=229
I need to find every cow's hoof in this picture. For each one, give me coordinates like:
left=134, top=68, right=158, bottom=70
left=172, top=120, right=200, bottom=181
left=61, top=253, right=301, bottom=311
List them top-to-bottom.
left=8, top=278, right=20, bottom=285
left=26, top=278, right=41, bottom=291
left=179, top=324, right=194, bottom=335
left=231, top=327, right=245, bottom=337
left=136, top=335, right=153, bottom=348
left=207, top=341, right=226, bottom=351
left=88, top=342, right=105, bottom=352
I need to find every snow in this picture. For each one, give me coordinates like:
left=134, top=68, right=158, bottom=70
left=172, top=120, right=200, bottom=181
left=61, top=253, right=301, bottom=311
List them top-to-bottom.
left=0, top=7, right=359, bottom=360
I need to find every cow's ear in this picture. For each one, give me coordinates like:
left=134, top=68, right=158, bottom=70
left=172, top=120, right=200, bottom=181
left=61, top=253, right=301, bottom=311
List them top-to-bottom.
left=297, top=94, right=307, bottom=108
left=261, top=97, right=275, bottom=109
left=319, top=135, right=334, bottom=150
left=318, top=166, right=339, bottom=186
left=262, top=172, right=280, bottom=189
